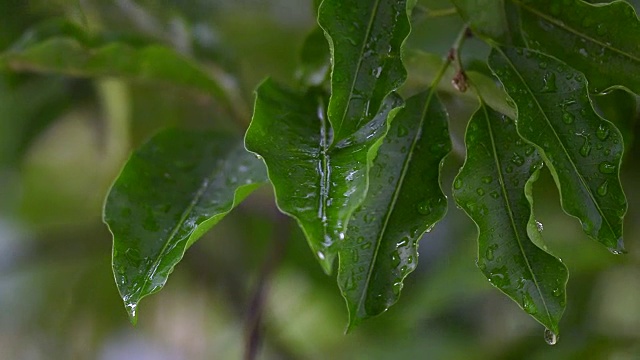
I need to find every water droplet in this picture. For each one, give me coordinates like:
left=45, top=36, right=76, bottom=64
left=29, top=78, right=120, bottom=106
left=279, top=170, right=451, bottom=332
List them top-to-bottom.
left=539, top=61, right=548, bottom=69
left=540, top=72, right=558, bottom=93
left=562, top=112, right=575, bottom=124
left=596, top=124, right=610, bottom=140
left=397, top=125, right=409, bottom=137
left=579, top=136, right=591, bottom=157
left=525, top=146, right=536, bottom=156
left=511, top=153, right=525, bottom=166
left=598, top=162, right=616, bottom=174
left=505, top=165, right=514, bottom=173
left=481, top=176, right=493, bottom=184
left=453, top=178, right=463, bottom=189
left=597, top=180, right=608, bottom=196
left=476, top=188, right=485, bottom=196
left=490, top=191, right=500, bottom=199
left=417, top=200, right=432, bottom=215
left=364, top=213, right=375, bottom=223
left=536, top=220, right=544, bottom=232
left=361, top=242, right=372, bottom=250
left=485, top=244, right=497, bottom=261
left=390, top=250, right=401, bottom=268
left=317, top=251, right=326, bottom=260
left=392, top=281, right=403, bottom=296
left=552, top=288, right=562, bottom=297
left=522, top=295, right=537, bottom=314
left=544, top=328, right=558, bottom=345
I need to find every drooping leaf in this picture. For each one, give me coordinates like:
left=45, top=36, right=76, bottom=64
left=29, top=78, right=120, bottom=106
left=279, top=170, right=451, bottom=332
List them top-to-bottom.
left=318, top=0, right=411, bottom=143
left=450, top=0, right=510, bottom=43
left=511, top=0, right=640, bottom=93
left=1, top=37, right=229, bottom=102
left=489, top=47, right=627, bottom=252
left=245, top=79, right=402, bottom=273
left=338, top=88, right=451, bottom=329
left=452, top=103, right=568, bottom=335
left=104, top=129, right=267, bottom=323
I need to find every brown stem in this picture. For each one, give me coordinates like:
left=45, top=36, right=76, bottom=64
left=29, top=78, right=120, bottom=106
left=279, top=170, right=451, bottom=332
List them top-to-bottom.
left=244, top=212, right=290, bottom=360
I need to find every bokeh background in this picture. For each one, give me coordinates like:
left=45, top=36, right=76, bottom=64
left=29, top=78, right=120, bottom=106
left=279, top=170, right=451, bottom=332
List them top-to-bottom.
left=1, top=0, right=639, bottom=359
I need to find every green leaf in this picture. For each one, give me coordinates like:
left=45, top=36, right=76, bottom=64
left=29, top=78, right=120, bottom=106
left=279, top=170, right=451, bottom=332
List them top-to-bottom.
left=318, top=0, right=411, bottom=143
left=450, top=0, right=510, bottom=43
left=511, top=0, right=640, bottom=93
left=297, top=26, right=331, bottom=87
left=1, top=37, right=228, bottom=101
left=489, top=47, right=627, bottom=252
left=403, top=50, right=515, bottom=119
left=245, top=79, right=403, bottom=273
left=338, top=88, right=451, bottom=329
left=452, top=103, right=568, bottom=335
left=104, top=129, right=267, bottom=323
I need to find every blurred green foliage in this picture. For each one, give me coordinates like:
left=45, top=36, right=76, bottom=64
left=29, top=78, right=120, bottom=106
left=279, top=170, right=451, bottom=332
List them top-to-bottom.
left=1, top=0, right=639, bottom=359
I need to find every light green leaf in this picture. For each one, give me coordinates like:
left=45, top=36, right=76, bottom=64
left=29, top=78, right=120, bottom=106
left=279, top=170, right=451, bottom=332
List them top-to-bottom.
left=318, top=0, right=411, bottom=143
left=450, top=0, right=510, bottom=43
left=511, top=0, right=640, bottom=93
left=1, top=37, right=229, bottom=101
left=489, top=47, right=627, bottom=252
left=403, top=50, right=515, bottom=119
left=245, top=79, right=402, bottom=273
left=338, top=88, right=451, bottom=330
left=452, top=103, right=568, bottom=335
left=104, top=129, right=267, bottom=323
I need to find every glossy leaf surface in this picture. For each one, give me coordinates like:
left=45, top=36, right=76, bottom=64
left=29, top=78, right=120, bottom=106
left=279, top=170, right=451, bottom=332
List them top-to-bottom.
left=318, top=0, right=410, bottom=143
left=512, top=0, right=640, bottom=93
left=297, top=26, right=331, bottom=87
left=489, top=47, right=627, bottom=252
left=245, top=79, right=402, bottom=273
left=338, top=89, right=450, bottom=329
left=453, top=104, right=568, bottom=335
left=104, top=129, right=267, bottom=323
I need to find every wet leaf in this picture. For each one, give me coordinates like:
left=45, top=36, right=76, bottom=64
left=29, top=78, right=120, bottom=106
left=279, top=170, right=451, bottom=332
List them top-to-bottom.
left=318, top=0, right=411, bottom=143
left=511, top=0, right=640, bottom=93
left=489, top=47, right=627, bottom=252
left=245, top=79, right=402, bottom=273
left=338, top=89, right=451, bottom=329
left=452, top=103, right=568, bottom=335
left=104, top=129, right=267, bottom=324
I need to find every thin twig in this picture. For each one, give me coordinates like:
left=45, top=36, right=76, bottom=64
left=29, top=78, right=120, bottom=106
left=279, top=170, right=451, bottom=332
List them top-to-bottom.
left=244, top=212, right=290, bottom=360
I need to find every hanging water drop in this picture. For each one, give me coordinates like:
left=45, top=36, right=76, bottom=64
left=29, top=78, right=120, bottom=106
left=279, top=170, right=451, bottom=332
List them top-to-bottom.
left=417, top=200, right=432, bottom=215
left=544, top=329, right=558, bottom=345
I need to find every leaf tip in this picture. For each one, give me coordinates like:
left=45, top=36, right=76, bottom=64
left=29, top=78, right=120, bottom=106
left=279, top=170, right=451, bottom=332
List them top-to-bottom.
left=124, top=299, right=139, bottom=326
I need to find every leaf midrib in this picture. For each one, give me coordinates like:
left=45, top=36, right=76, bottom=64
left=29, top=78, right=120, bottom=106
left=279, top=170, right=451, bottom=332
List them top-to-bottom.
left=331, top=0, right=382, bottom=141
left=512, top=0, right=640, bottom=64
left=495, top=48, right=616, bottom=241
left=356, top=89, right=438, bottom=316
left=481, top=102, right=554, bottom=327
left=134, top=163, right=220, bottom=301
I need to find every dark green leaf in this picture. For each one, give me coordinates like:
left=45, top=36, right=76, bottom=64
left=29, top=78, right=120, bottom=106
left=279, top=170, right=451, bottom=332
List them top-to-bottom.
left=318, top=0, right=410, bottom=143
left=511, top=0, right=640, bottom=93
left=1, top=38, right=228, bottom=101
left=489, top=47, right=627, bottom=252
left=245, top=79, right=402, bottom=273
left=338, top=89, right=450, bottom=329
left=452, top=103, right=568, bottom=335
left=104, top=129, right=267, bottom=323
